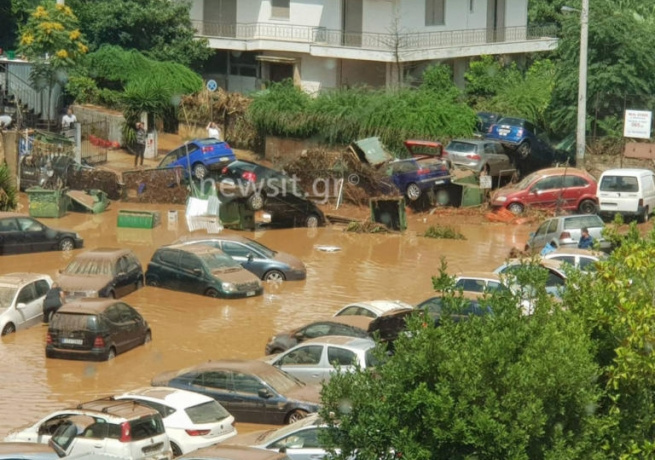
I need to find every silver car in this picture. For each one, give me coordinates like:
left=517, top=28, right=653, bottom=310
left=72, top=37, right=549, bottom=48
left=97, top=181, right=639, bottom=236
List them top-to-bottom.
left=444, top=139, right=515, bottom=177
left=525, top=214, right=610, bottom=252
left=267, top=336, right=378, bottom=385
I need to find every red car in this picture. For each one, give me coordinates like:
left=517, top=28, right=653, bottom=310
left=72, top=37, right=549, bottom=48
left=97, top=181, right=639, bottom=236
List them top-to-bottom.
left=491, top=167, right=598, bottom=215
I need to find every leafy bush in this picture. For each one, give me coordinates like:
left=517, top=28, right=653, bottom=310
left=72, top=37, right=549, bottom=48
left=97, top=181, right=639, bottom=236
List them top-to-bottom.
left=65, top=76, right=98, bottom=104
left=0, top=163, right=17, bottom=211
left=422, top=224, right=466, bottom=240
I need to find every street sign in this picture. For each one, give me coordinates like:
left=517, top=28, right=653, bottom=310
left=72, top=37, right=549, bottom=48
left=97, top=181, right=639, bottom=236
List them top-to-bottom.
left=206, top=79, right=218, bottom=92
left=624, top=109, right=652, bottom=139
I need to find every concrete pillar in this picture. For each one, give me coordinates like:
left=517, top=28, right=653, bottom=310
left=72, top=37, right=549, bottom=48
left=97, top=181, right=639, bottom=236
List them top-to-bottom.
left=453, top=58, right=469, bottom=90
left=386, top=62, right=402, bottom=90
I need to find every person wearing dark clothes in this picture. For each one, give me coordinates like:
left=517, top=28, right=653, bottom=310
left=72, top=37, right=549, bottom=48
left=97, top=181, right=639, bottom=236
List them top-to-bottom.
left=134, top=122, right=146, bottom=167
left=578, top=227, right=594, bottom=249
left=43, top=283, right=65, bottom=323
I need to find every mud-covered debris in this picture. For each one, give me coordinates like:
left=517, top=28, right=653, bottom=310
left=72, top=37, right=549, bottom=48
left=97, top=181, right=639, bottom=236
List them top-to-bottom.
left=122, top=168, right=188, bottom=204
left=68, top=169, right=121, bottom=200
left=344, top=219, right=392, bottom=234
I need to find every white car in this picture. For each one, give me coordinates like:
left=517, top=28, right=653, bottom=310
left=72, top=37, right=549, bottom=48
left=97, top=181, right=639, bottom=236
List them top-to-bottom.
left=542, top=248, right=607, bottom=272
left=454, top=272, right=511, bottom=294
left=0, top=273, right=52, bottom=336
left=333, top=300, right=413, bottom=318
left=267, top=336, right=378, bottom=385
left=115, top=387, right=237, bottom=456
left=4, top=397, right=173, bottom=460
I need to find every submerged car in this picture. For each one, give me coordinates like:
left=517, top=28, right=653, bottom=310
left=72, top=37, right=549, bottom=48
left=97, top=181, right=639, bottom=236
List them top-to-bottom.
left=158, top=138, right=236, bottom=180
left=491, top=167, right=598, bottom=215
left=0, top=213, right=83, bottom=255
left=525, top=214, right=610, bottom=252
left=174, top=234, right=306, bottom=282
left=145, top=244, right=263, bottom=298
left=56, top=247, right=144, bottom=300
left=542, top=247, right=608, bottom=272
left=493, top=258, right=568, bottom=300
left=0, top=273, right=52, bottom=336
left=45, top=299, right=151, bottom=361
left=332, top=299, right=414, bottom=318
left=151, top=360, right=322, bottom=425
left=0, top=442, right=59, bottom=460
left=180, top=445, right=291, bottom=460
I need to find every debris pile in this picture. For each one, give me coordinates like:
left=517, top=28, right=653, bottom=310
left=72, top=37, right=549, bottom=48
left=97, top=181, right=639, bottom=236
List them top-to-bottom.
left=68, top=168, right=122, bottom=200
left=122, top=168, right=188, bottom=204
left=344, top=219, right=392, bottom=234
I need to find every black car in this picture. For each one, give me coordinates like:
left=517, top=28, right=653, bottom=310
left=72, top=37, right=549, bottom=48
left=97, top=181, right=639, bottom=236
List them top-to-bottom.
left=19, top=154, right=87, bottom=191
left=0, top=213, right=83, bottom=255
left=56, top=248, right=144, bottom=300
left=46, top=299, right=151, bottom=361
left=151, top=360, right=321, bottom=425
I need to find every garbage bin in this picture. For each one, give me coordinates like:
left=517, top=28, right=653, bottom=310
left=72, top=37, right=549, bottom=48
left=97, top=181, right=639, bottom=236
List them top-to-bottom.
left=7, top=50, right=15, bottom=60
left=26, top=187, right=70, bottom=218
left=219, top=197, right=255, bottom=231
left=370, top=197, right=407, bottom=231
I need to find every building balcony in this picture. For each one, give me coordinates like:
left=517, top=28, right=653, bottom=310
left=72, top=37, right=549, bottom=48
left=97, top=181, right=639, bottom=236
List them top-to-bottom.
left=193, top=21, right=559, bottom=62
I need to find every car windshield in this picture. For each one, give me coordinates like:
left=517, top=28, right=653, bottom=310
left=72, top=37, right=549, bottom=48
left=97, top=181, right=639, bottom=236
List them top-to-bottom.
left=498, top=117, right=527, bottom=127
left=446, top=141, right=477, bottom=153
left=514, top=171, right=541, bottom=190
left=599, top=175, right=639, bottom=192
left=245, top=240, right=276, bottom=258
left=199, top=252, right=242, bottom=271
left=64, top=258, right=113, bottom=276
left=0, top=285, right=17, bottom=309
left=50, top=313, right=100, bottom=332
left=261, top=367, right=304, bottom=394
left=185, top=400, right=230, bottom=424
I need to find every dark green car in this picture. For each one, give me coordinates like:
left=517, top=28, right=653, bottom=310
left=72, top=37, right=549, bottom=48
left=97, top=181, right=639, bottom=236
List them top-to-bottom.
left=145, top=244, right=263, bottom=298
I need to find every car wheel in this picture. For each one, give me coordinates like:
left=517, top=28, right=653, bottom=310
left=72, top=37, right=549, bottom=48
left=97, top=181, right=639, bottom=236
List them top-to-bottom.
left=517, top=141, right=531, bottom=159
left=193, top=163, right=208, bottom=180
left=406, top=183, right=422, bottom=201
left=247, top=193, right=265, bottom=211
left=578, top=199, right=597, bottom=215
left=507, top=202, right=524, bottom=215
left=639, top=206, right=650, bottom=223
left=305, top=214, right=319, bottom=228
left=59, top=238, right=74, bottom=251
left=264, top=270, right=286, bottom=282
left=146, top=276, right=159, bottom=287
left=205, top=288, right=219, bottom=298
left=108, top=290, right=116, bottom=299
left=1, top=323, right=16, bottom=336
left=143, top=331, right=152, bottom=345
left=106, top=347, right=116, bottom=361
left=286, top=410, right=308, bottom=424
left=171, top=443, right=182, bottom=458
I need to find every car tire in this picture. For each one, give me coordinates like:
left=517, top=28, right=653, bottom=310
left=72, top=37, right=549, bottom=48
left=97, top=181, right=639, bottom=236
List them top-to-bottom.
left=517, top=141, right=531, bottom=159
left=193, top=163, right=208, bottom=180
left=406, top=183, right=422, bottom=201
left=247, top=193, right=265, bottom=211
left=578, top=199, right=597, bottom=215
left=508, top=202, right=524, bottom=215
left=639, top=206, right=650, bottom=223
left=305, top=214, right=320, bottom=228
left=59, top=238, right=74, bottom=251
left=264, top=270, right=286, bottom=282
left=146, top=276, right=159, bottom=287
left=205, top=288, right=219, bottom=298
left=108, top=290, right=116, bottom=299
left=1, top=323, right=16, bottom=336
left=143, top=331, right=152, bottom=345
left=106, top=347, right=116, bottom=361
left=286, top=410, right=308, bottom=424
left=171, top=443, right=182, bottom=458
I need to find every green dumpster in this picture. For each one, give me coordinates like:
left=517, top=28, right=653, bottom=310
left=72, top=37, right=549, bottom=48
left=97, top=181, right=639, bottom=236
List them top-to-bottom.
left=26, top=187, right=70, bottom=218
left=370, top=197, right=407, bottom=231
left=219, top=198, right=255, bottom=231
left=117, top=210, right=160, bottom=228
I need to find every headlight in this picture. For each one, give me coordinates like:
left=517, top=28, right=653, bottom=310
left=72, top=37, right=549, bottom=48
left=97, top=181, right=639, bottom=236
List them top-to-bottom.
left=495, top=196, right=507, bottom=202
left=75, top=233, right=81, bottom=239
left=221, top=282, right=236, bottom=293
left=83, top=290, right=99, bottom=298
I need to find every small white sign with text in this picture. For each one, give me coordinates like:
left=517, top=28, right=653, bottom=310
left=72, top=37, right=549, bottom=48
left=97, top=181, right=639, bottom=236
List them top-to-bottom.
left=624, top=109, right=652, bottom=139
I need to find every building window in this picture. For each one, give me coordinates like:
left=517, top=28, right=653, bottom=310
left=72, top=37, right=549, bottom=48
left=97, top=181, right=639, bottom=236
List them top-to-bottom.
left=271, top=0, right=290, bottom=19
left=425, top=0, right=445, bottom=26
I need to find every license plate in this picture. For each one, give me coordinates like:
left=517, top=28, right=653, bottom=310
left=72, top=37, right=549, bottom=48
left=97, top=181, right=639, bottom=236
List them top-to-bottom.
left=499, top=129, right=510, bottom=135
left=220, top=157, right=228, bottom=162
left=433, top=180, right=445, bottom=186
left=246, top=291, right=255, bottom=297
left=61, top=338, right=83, bottom=345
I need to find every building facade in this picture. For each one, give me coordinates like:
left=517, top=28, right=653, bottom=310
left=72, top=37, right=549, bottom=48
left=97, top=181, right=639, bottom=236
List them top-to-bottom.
left=190, top=0, right=557, bottom=93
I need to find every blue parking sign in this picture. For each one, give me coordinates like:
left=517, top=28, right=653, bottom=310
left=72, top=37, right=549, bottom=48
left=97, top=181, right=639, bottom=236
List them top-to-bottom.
left=206, top=79, right=218, bottom=92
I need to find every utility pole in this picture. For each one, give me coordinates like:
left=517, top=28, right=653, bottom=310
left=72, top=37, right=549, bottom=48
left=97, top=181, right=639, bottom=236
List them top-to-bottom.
left=576, top=0, right=589, bottom=168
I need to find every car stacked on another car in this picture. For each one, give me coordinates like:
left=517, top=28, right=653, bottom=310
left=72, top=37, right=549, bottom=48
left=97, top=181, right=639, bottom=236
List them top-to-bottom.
left=484, top=116, right=556, bottom=169
left=157, top=138, right=236, bottom=180
left=443, top=138, right=515, bottom=179
left=0, top=213, right=83, bottom=255
left=174, top=235, right=307, bottom=282
left=145, top=244, right=263, bottom=298
left=56, top=247, right=144, bottom=300
left=0, top=273, right=52, bottom=336
left=45, top=299, right=151, bottom=361
left=151, top=360, right=322, bottom=425
left=115, top=387, right=237, bottom=457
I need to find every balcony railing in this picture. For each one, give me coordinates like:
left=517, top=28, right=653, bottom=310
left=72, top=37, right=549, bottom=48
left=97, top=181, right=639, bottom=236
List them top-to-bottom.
left=192, top=21, right=558, bottom=51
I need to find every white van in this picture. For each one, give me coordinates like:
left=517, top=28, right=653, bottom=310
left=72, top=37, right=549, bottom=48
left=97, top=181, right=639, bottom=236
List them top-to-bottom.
left=597, top=168, right=655, bottom=222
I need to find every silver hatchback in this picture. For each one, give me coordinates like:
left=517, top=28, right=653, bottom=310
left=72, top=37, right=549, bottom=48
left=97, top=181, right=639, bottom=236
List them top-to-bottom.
left=444, top=139, right=514, bottom=177
left=525, top=214, right=610, bottom=252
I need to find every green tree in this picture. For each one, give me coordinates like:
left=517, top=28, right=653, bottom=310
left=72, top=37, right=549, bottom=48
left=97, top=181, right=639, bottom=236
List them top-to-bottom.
left=66, top=0, right=212, bottom=70
left=320, top=261, right=601, bottom=460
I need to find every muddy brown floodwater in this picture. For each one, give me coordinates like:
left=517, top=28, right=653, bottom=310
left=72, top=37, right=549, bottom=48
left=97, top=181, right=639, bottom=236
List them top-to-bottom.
left=0, top=199, right=531, bottom=438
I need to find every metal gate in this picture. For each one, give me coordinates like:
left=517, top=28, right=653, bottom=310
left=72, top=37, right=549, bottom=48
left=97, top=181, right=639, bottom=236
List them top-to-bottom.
left=80, top=120, right=109, bottom=164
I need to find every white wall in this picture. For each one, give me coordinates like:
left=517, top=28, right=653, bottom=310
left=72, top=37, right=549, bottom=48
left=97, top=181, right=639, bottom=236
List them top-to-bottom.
left=189, top=0, right=203, bottom=21
left=505, top=0, right=528, bottom=27
left=299, top=55, right=339, bottom=92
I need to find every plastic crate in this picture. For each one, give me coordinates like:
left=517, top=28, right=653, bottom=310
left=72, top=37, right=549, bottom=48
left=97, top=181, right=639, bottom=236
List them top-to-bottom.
left=26, top=187, right=70, bottom=218
left=117, top=210, right=160, bottom=228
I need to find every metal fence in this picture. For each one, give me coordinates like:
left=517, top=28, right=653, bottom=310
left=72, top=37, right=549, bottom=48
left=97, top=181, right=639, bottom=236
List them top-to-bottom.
left=80, top=120, right=109, bottom=164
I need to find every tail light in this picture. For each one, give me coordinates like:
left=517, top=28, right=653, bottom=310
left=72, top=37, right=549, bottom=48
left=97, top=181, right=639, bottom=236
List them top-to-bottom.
left=224, top=142, right=231, bottom=149
left=201, top=146, right=213, bottom=154
left=466, top=154, right=481, bottom=160
left=221, top=166, right=229, bottom=175
left=416, top=168, right=430, bottom=175
left=242, top=171, right=257, bottom=182
left=559, top=231, right=571, bottom=240
left=46, top=332, right=52, bottom=345
left=93, top=336, right=105, bottom=348
left=119, top=422, right=132, bottom=442
left=185, top=429, right=211, bottom=436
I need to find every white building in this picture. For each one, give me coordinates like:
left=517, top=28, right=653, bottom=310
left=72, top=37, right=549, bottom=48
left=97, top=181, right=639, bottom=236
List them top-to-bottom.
left=189, top=0, right=558, bottom=93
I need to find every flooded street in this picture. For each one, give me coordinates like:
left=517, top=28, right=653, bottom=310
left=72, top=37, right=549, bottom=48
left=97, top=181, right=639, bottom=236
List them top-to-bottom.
left=0, top=200, right=530, bottom=437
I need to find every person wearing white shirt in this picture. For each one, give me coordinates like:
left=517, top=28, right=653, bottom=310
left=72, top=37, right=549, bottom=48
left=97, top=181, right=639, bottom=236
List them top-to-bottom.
left=61, top=108, right=77, bottom=137
left=0, top=115, right=12, bottom=129
left=206, top=121, right=221, bottom=140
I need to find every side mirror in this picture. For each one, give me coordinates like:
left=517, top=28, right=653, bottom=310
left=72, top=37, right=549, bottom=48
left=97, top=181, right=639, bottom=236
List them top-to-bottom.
left=247, top=253, right=254, bottom=262
left=193, top=268, right=202, bottom=276
left=17, top=302, right=27, bottom=309
left=258, top=388, right=272, bottom=399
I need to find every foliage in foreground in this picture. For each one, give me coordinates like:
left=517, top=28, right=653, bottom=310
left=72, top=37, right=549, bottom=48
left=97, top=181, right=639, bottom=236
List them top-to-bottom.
left=0, top=163, right=18, bottom=211
left=322, top=229, right=655, bottom=459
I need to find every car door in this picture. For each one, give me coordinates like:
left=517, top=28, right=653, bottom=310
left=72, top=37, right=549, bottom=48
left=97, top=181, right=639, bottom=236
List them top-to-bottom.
left=482, top=142, right=503, bottom=176
left=389, top=160, right=418, bottom=194
left=561, top=175, right=592, bottom=210
left=528, top=176, right=564, bottom=209
left=0, top=217, right=25, bottom=254
left=16, top=217, right=49, bottom=252
left=530, top=219, right=554, bottom=249
left=221, top=241, right=265, bottom=278
left=153, top=249, right=181, bottom=290
left=178, top=252, right=205, bottom=294
left=114, top=256, right=133, bottom=297
left=34, top=278, right=50, bottom=320
left=14, top=282, right=43, bottom=329
left=116, top=303, right=142, bottom=351
left=103, top=304, right=127, bottom=352
left=274, top=344, right=325, bottom=384
left=327, top=346, right=358, bottom=379
left=188, top=371, right=238, bottom=416
left=231, top=372, right=269, bottom=423
left=27, top=413, right=79, bottom=444
left=69, top=419, right=109, bottom=457
left=268, top=427, right=327, bottom=460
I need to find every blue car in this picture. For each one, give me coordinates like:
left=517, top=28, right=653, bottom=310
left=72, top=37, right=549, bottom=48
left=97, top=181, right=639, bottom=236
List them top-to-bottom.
left=485, top=117, right=556, bottom=168
left=157, top=138, right=236, bottom=180
left=386, top=157, right=451, bottom=202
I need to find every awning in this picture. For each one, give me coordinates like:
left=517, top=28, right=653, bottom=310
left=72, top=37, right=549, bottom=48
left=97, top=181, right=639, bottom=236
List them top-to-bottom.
left=255, top=55, right=298, bottom=64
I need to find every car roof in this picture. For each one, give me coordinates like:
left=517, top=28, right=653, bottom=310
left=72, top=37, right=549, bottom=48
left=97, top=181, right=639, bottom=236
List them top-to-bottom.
left=449, top=139, right=490, bottom=145
left=527, top=167, right=592, bottom=178
left=601, top=168, right=653, bottom=176
left=545, top=214, right=603, bottom=221
left=176, top=234, right=251, bottom=244
left=163, top=244, right=228, bottom=256
left=76, top=247, right=133, bottom=260
left=544, top=248, right=605, bottom=258
left=501, top=258, right=568, bottom=275
left=455, top=272, right=502, bottom=282
left=0, top=273, right=50, bottom=286
left=418, top=290, right=484, bottom=305
left=57, top=298, right=120, bottom=314
left=340, top=300, right=414, bottom=314
left=297, top=316, right=374, bottom=331
left=299, top=335, right=376, bottom=348
left=172, top=359, right=284, bottom=377
left=118, top=387, right=214, bottom=408
left=72, top=397, right=159, bottom=420
left=0, top=443, right=56, bottom=455
left=181, top=444, right=289, bottom=460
